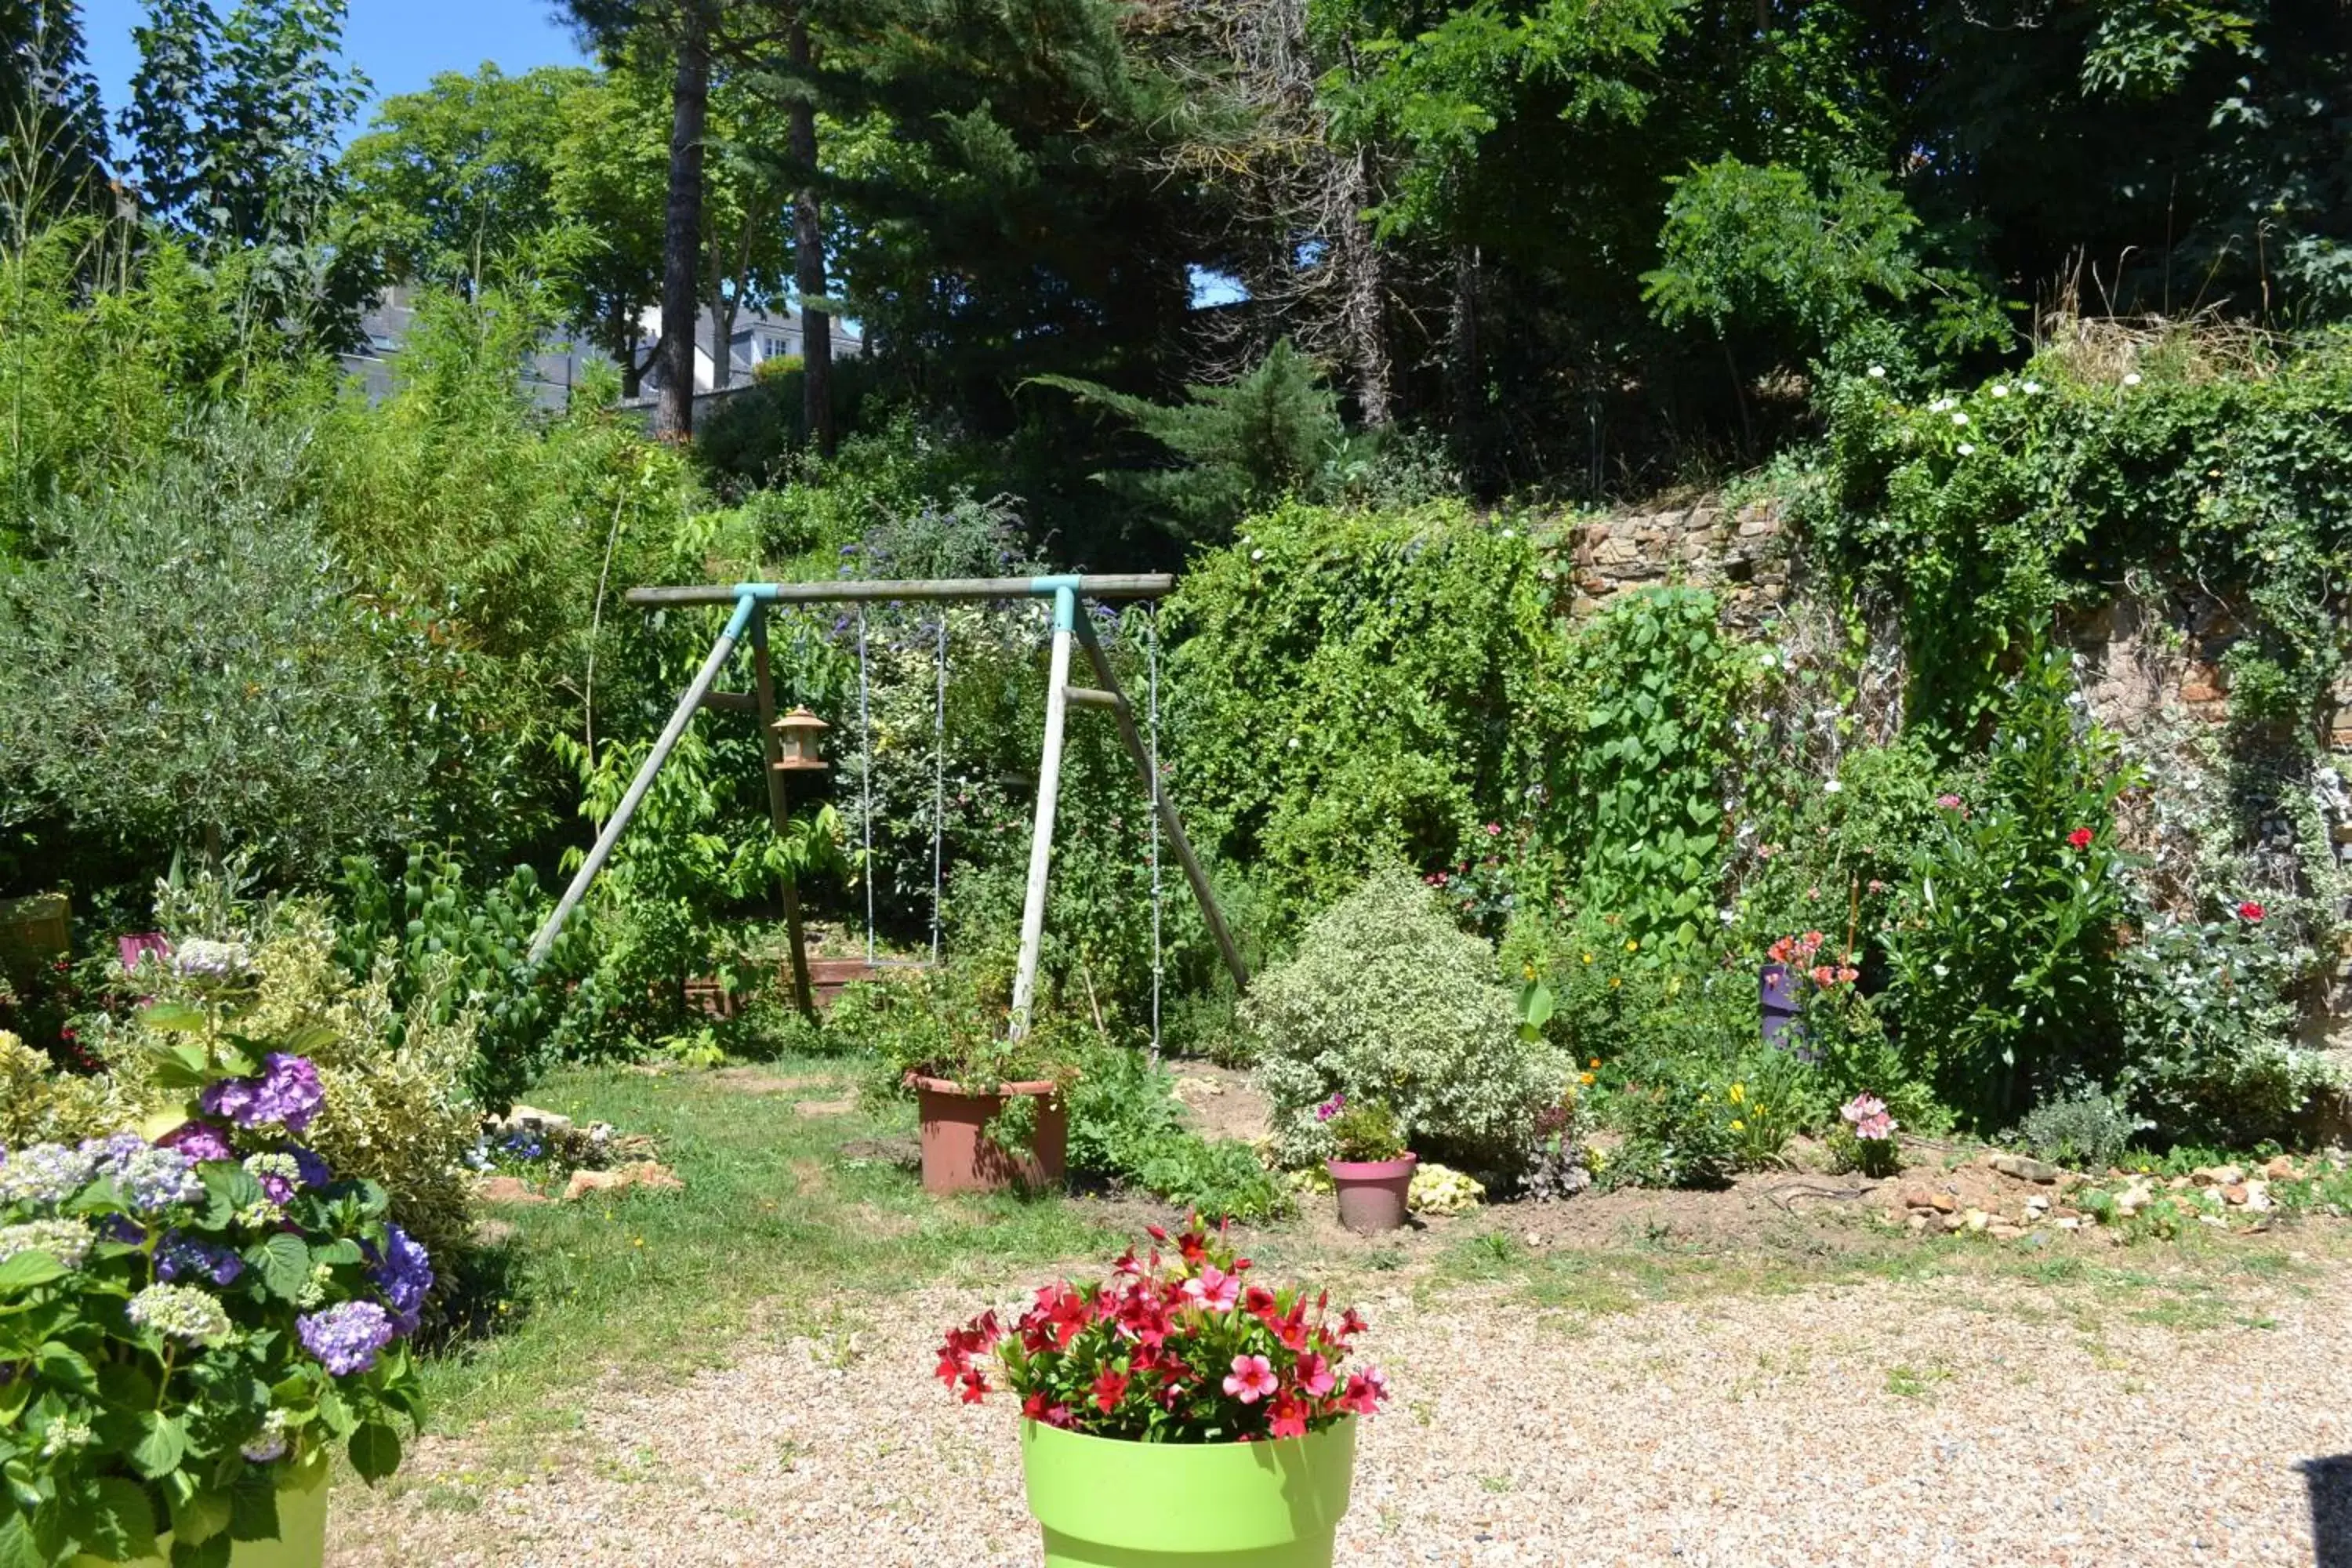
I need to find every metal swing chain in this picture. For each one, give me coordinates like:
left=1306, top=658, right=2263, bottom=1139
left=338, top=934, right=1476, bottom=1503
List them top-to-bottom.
left=1149, top=603, right=1163, bottom=1063
left=857, top=607, right=875, bottom=968
left=930, top=612, right=948, bottom=966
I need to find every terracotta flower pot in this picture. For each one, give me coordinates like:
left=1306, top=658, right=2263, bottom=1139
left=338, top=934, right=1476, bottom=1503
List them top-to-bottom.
left=911, top=1076, right=1067, bottom=1196
left=1325, top=1152, right=1417, bottom=1234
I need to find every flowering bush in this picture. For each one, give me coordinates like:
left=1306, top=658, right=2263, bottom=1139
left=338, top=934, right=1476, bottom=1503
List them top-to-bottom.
left=1247, top=866, right=1566, bottom=1172
left=0, top=976, right=428, bottom=1563
left=1827, top=1091, right=1902, bottom=1177
left=936, top=1223, right=1391, bottom=1443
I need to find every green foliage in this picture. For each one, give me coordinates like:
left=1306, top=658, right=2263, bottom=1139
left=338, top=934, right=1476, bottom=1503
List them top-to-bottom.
left=1645, top=160, right=1922, bottom=348
left=1810, top=337, right=2352, bottom=744
left=1031, top=342, right=1348, bottom=543
left=0, top=408, right=420, bottom=875
left=1165, top=500, right=1558, bottom=924
left=1551, top=586, right=1740, bottom=956
left=1883, top=648, right=2136, bottom=1127
left=334, top=848, right=593, bottom=1112
left=1245, top=865, right=1566, bottom=1173
left=2116, top=911, right=2338, bottom=1149
left=833, top=967, right=1076, bottom=1102
left=1062, top=1044, right=1284, bottom=1220
left=1605, top=1076, right=1737, bottom=1191
left=2008, top=1084, right=2149, bottom=1173
left=1324, top=1100, right=1406, bottom=1163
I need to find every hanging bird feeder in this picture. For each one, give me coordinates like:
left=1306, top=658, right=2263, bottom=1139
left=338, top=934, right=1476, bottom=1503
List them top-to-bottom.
left=770, top=706, right=831, bottom=771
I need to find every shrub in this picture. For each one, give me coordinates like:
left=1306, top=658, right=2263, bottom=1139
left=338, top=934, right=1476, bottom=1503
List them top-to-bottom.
left=1883, top=648, right=2136, bottom=1127
left=1245, top=866, right=1566, bottom=1173
left=1061, top=1043, right=1284, bottom=1221
left=1606, top=1075, right=1737, bottom=1190
left=2008, top=1084, right=2149, bottom=1172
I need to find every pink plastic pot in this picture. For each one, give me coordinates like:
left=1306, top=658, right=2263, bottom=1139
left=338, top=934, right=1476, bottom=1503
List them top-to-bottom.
left=911, top=1076, right=1068, bottom=1196
left=1326, top=1152, right=1417, bottom=1233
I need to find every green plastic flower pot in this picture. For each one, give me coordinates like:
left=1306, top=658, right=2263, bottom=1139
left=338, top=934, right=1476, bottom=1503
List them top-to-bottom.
left=1020, top=1416, right=1357, bottom=1568
left=70, top=1450, right=328, bottom=1568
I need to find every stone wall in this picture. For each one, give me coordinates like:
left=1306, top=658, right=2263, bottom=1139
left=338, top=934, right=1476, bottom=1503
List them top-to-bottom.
left=1560, top=495, right=1791, bottom=626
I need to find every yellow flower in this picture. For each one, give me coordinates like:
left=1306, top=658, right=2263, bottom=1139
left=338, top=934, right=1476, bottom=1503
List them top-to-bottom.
left=1624, top=938, right=1639, bottom=952
left=1581, top=953, right=1594, bottom=964
left=1522, top=961, right=1537, bottom=982
left=1608, top=976, right=1621, bottom=989
left=1588, top=1057, right=1600, bottom=1069
left=1579, top=1072, right=1595, bottom=1086
left=1728, top=1083, right=1745, bottom=1105
left=1730, top=1120, right=1745, bottom=1132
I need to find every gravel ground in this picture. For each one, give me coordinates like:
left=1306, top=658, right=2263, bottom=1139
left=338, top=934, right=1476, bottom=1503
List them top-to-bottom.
left=332, top=1241, right=2352, bottom=1567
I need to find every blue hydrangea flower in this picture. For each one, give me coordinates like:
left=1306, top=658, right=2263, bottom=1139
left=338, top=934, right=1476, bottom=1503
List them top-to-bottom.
left=201, top=1054, right=325, bottom=1135
left=115, top=1146, right=205, bottom=1214
left=365, top=1223, right=434, bottom=1334
left=155, top=1232, right=245, bottom=1287
left=297, top=1300, right=395, bottom=1375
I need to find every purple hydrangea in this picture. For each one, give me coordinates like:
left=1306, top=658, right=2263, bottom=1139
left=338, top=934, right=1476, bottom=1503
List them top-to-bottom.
left=201, top=1054, right=325, bottom=1135
left=158, top=1121, right=237, bottom=1165
left=78, top=1133, right=151, bottom=1173
left=366, top=1224, right=434, bottom=1334
left=155, top=1232, right=245, bottom=1287
left=297, top=1300, right=396, bottom=1376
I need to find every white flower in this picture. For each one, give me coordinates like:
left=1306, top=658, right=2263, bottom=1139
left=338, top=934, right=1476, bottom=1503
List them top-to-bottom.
left=1866, top=365, right=1886, bottom=379
left=2122, top=372, right=2142, bottom=387
left=2023, top=380, right=2042, bottom=394
left=1991, top=384, right=2009, bottom=397
left=1927, top=397, right=1950, bottom=412
left=1951, top=412, right=1969, bottom=426
left=1957, top=442, right=1976, bottom=456
left=1498, top=528, right=1516, bottom=539
left=1250, top=549, right=1265, bottom=562
left=1758, top=652, right=1777, bottom=670
left=1286, top=736, right=1299, bottom=750
left=1824, top=779, right=1843, bottom=794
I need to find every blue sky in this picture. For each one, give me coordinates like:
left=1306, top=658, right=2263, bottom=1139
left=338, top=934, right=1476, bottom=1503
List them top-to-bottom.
left=80, top=0, right=590, bottom=146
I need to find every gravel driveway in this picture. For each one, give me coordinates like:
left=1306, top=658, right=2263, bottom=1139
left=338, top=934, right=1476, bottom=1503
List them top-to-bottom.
left=332, top=1236, right=2352, bottom=1567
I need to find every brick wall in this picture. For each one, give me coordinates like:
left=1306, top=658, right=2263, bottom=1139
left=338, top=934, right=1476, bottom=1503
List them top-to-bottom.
left=1560, top=497, right=1791, bottom=626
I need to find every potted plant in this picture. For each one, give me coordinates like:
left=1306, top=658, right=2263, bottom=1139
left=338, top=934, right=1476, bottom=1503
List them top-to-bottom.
left=0, top=941, right=427, bottom=1566
left=861, top=969, right=1075, bottom=1195
left=1319, top=1096, right=1416, bottom=1233
left=937, top=1221, right=1391, bottom=1566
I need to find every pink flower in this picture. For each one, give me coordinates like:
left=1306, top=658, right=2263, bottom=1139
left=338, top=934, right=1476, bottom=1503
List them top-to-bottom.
left=1936, top=793, right=1963, bottom=811
left=1485, top=822, right=1502, bottom=837
left=2067, top=826, right=2094, bottom=849
left=2238, top=901, right=2265, bottom=923
left=1841, top=1093, right=1896, bottom=1142
left=1183, top=1265, right=1240, bottom=1313
left=1295, top=1351, right=1336, bottom=1397
left=1223, top=1354, right=1278, bottom=1404
left=1338, top=1367, right=1390, bottom=1416
left=1269, top=1388, right=1312, bottom=1439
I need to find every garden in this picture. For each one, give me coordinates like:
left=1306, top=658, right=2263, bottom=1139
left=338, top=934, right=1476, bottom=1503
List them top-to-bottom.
left=6, top=0, right=2352, bottom=1561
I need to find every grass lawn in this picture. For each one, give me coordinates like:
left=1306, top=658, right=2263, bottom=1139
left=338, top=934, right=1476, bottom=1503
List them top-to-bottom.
left=420, top=1056, right=1130, bottom=1437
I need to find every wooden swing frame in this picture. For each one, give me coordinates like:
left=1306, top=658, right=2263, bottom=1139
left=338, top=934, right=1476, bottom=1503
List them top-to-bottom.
left=526, top=575, right=1247, bottom=1037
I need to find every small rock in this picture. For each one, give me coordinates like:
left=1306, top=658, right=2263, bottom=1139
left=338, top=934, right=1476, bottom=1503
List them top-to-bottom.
left=506, top=1103, right=575, bottom=1137
left=1994, top=1155, right=2062, bottom=1184
left=2263, top=1155, right=2297, bottom=1181
left=561, top=1160, right=685, bottom=1203
left=2190, top=1163, right=2244, bottom=1188
left=477, top=1175, right=549, bottom=1207
left=2169, top=1175, right=2194, bottom=1190
left=2244, top=1181, right=2274, bottom=1212
left=2221, top=1183, right=2250, bottom=1206
left=2024, top=1194, right=2050, bottom=1214
left=1964, top=1208, right=1991, bottom=1233
left=1942, top=1212, right=1967, bottom=1232
left=1907, top=1213, right=1929, bottom=1232
left=2054, top=1216, right=2082, bottom=1230
left=1987, top=1222, right=2025, bottom=1240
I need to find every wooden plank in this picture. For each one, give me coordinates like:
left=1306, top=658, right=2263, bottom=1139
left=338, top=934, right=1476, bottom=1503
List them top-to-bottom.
left=626, top=574, right=1174, bottom=608
left=1009, top=592, right=1078, bottom=1039
left=531, top=604, right=748, bottom=966
left=1070, top=615, right=1249, bottom=992
left=1063, top=686, right=1120, bottom=710
left=699, top=691, right=759, bottom=713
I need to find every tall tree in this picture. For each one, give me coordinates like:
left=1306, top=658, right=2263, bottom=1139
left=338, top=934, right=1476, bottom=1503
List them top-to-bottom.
left=1, top=0, right=110, bottom=237
left=118, top=0, right=376, bottom=343
left=343, top=64, right=590, bottom=288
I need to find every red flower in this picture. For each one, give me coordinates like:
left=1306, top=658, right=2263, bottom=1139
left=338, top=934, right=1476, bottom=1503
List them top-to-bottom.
left=2067, top=827, right=2094, bottom=849
left=2238, top=901, right=2265, bottom=922
left=1175, top=1230, right=1208, bottom=1267
left=1295, top=1351, right=1335, bottom=1397
left=957, top=1367, right=989, bottom=1404
left=1091, top=1367, right=1131, bottom=1412
left=1338, top=1367, right=1390, bottom=1417
left=1268, top=1388, right=1312, bottom=1439
left=1022, top=1391, right=1073, bottom=1428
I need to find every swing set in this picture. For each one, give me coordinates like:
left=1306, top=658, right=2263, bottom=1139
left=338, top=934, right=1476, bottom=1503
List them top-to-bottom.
left=525, top=574, right=1247, bottom=1047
